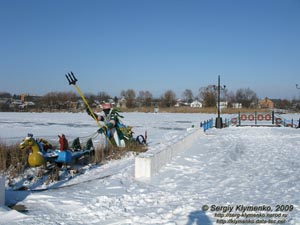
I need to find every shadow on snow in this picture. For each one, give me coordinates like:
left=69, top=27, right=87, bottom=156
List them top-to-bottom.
left=186, top=210, right=212, bottom=225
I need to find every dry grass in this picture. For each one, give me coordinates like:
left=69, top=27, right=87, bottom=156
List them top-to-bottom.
left=122, top=106, right=271, bottom=114
left=0, top=139, right=147, bottom=176
left=0, top=141, right=28, bottom=177
left=93, top=141, right=147, bottom=163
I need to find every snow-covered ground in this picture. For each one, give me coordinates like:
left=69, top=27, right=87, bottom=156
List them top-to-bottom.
left=0, top=112, right=205, bottom=146
left=1, top=112, right=300, bottom=225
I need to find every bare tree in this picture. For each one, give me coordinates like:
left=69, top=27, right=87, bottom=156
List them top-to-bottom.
left=198, top=86, right=216, bottom=107
left=235, top=88, right=258, bottom=108
left=121, top=89, right=136, bottom=108
left=182, top=89, right=194, bottom=103
left=138, top=90, right=153, bottom=107
left=161, top=90, right=176, bottom=107
left=226, top=90, right=237, bottom=107
left=41, top=91, right=78, bottom=109
left=97, top=91, right=111, bottom=103
left=0, top=92, right=11, bottom=98
left=85, top=93, right=97, bottom=107
left=114, top=96, right=118, bottom=105
left=277, top=99, right=292, bottom=109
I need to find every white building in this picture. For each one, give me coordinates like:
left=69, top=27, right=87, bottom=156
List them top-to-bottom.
left=190, top=100, right=202, bottom=108
left=217, top=101, right=228, bottom=109
left=232, top=103, right=242, bottom=109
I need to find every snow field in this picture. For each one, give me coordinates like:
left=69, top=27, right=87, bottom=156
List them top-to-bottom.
left=1, top=112, right=300, bottom=224
left=4, top=126, right=300, bottom=224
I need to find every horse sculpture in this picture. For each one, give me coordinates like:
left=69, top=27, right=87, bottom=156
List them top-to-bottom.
left=20, top=135, right=45, bottom=167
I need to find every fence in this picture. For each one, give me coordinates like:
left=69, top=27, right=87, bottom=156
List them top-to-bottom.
left=229, top=111, right=300, bottom=128
left=273, top=115, right=300, bottom=128
left=200, top=118, right=214, bottom=132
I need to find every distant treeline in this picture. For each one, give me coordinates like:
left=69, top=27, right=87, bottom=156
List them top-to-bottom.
left=0, top=87, right=299, bottom=112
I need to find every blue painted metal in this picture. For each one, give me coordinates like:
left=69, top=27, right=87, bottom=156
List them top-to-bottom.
left=200, top=118, right=214, bottom=132
left=44, top=149, right=93, bottom=164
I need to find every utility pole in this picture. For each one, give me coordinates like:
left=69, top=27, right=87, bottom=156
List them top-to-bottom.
left=213, top=75, right=226, bottom=128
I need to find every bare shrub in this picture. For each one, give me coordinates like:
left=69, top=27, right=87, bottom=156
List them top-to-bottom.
left=0, top=139, right=147, bottom=178
left=0, top=141, right=28, bottom=176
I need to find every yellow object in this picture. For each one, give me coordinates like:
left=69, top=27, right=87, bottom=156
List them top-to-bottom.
left=66, top=72, right=111, bottom=146
left=72, top=83, right=112, bottom=146
left=74, top=84, right=102, bottom=127
left=20, top=137, right=45, bottom=167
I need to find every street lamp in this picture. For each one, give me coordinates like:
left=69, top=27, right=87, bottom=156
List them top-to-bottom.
left=213, top=75, right=226, bottom=128
left=296, top=84, right=300, bottom=99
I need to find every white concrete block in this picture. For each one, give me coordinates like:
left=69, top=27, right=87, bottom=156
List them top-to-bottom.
left=135, top=129, right=203, bottom=179
left=135, top=154, right=153, bottom=178
left=0, top=176, right=5, bottom=206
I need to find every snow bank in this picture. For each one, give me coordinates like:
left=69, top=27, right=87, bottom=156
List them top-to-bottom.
left=135, top=128, right=203, bottom=178
left=0, top=176, right=4, bottom=206
left=0, top=205, right=28, bottom=223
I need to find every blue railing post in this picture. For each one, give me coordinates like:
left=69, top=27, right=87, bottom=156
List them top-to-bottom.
left=201, top=118, right=218, bottom=132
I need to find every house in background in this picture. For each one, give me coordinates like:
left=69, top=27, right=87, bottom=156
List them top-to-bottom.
left=117, top=97, right=127, bottom=109
left=259, top=98, right=274, bottom=109
left=175, top=99, right=190, bottom=107
left=190, top=100, right=202, bottom=108
left=218, top=101, right=228, bottom=109
left=232, top=103, right=242, bottom=109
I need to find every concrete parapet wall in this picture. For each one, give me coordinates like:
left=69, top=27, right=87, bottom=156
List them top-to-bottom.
left=135, top=128, right=202, bottom=179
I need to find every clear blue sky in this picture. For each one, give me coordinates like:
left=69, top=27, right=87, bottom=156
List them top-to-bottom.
left=0, top=0, right=299, bottom=99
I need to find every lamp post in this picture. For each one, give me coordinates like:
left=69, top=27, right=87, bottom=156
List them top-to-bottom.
left=213, top=75, right=226, bottom=128
left=297, top=84, right=300, bottom=127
